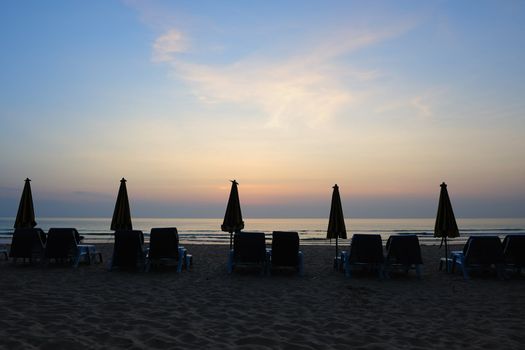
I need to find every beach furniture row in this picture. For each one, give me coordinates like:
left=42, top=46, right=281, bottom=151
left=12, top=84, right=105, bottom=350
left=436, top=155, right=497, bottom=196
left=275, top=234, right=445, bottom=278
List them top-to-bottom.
left=5, top=227, right=191, bottom=272
left=8, top=228, right=100, bottom=266
left=110, top=228, right=192, bottom=272
left=4, top=229, right=524, bottom=279
left=227, top=231, right=305, bottom=276
left=339, top=234, right=423, bottom=279
left=442, top=235, right=525, bottom=279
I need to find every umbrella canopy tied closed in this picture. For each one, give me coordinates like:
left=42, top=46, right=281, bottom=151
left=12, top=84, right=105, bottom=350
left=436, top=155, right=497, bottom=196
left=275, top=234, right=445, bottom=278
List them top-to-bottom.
left=14, top=178, right=37, bottom=229
left=111, top=178, right=133, bottom=231
left=221, top=180, right=244, bottom=249
left=434, top=182, right=459, bottom=272
left=327, top=184, right=347, bottom=258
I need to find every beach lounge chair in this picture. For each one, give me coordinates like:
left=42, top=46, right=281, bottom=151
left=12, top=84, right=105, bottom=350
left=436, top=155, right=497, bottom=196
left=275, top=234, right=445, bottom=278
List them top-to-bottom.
left=146, top=227, right=191, bottom=272
left=9, top=228, right=46, bottom=263
left=44, top=228, right=99, bottom=267
left=109, top=230, right=147, bottom=271
left=268, top=231, right=304, bottom=276
left=227, top=232, right=267, bottom=274
left=341, top=234, right=384, bottom=278
left=384, top=235, right=423, bottom=279
left=502, top=235, right=525, bottom=276
left=451, top=236, right=504, bottom=279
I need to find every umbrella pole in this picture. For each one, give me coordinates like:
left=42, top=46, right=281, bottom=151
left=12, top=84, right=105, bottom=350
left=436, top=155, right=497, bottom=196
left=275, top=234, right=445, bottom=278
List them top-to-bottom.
left=230, top=232, right=233, bottom=250
left=335, top=237, right=339, bottom=258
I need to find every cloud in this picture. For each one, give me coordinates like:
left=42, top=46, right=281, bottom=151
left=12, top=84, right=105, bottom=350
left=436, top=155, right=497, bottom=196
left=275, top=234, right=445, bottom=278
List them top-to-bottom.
left=152, top=25, right=414, bottom=128
left=152, top=29, right=187, bottom=62
left=171, top=60, right=353, bottom=128
left=410, top=96, right=432, bottom=118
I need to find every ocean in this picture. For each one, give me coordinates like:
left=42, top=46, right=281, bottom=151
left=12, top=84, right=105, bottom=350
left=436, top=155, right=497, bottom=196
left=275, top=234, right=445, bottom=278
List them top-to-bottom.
left=1, top=217, right=524, bottom=245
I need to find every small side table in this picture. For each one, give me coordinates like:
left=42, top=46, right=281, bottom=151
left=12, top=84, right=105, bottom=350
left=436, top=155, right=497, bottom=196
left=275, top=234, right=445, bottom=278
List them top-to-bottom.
left=77, top=244, right=103, bottom=265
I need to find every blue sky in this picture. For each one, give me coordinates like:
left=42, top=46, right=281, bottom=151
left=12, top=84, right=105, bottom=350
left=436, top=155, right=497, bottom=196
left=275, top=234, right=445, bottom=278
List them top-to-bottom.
left=1, top=0, right=524, bottom=218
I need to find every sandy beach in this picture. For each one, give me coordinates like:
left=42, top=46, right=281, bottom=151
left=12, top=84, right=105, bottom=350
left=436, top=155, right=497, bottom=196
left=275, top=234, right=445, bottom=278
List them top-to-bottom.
left=1, top=244, right=524, bottom=349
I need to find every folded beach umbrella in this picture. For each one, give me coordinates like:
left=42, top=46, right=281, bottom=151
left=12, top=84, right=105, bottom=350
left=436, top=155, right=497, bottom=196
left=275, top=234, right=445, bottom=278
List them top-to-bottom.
left=14, top=178, right=37, bottom=229
left=111, top=178, right=133, bottom=231
left=221, top=180, right=244, bottom=249
left=434, top=182, right=459, bottom=272
left=327, top=184, right=347, bottom=258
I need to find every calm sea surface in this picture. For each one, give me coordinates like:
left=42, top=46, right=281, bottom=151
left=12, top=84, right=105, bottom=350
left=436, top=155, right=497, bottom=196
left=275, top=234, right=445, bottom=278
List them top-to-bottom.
left=1, top=217, right=524, bottom=245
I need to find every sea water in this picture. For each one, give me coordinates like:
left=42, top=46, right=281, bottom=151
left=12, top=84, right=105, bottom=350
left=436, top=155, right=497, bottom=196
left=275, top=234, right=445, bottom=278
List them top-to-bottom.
left=1, top=217, right=524, bottom=245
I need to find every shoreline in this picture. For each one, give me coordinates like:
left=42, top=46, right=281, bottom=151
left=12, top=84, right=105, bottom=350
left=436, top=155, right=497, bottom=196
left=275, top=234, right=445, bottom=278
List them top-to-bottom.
left=1, top=244, right=524, bottom=349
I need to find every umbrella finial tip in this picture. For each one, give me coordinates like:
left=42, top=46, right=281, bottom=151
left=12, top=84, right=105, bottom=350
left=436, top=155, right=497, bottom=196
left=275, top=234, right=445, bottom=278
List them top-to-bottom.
left=121, top=177, right=126, bottom=182
left=25, top=178, right=31, bottom=182
left=230, top=179, right=238, bottom=184
left=440, top=182, right=447, bottom=187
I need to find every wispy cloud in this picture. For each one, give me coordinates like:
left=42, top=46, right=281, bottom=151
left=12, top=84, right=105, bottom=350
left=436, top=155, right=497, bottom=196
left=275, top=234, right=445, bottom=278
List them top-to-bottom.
left=151, top=24, right=413, bottom=128
left=152, top=29, right=187, bottom=62
left=374, top=88, right=445, bottom=121
left=410, top=96, right=432, bottom=118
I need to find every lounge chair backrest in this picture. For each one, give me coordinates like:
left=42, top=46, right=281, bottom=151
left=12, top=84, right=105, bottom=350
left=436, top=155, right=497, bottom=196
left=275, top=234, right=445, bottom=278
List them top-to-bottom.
left=149, top=227, right=179, bottom=259
left=9, top=228, right=45, bottom=259
left=45, top=228, right=78, bottom=259
left=112, top=230, right=145, bottom=269
left=271, top=231, right=299, bottom=266
left=234, top=232, right=266, bottom=263
left=349, top=234, right=384, bottom=264
left=385, top=235, right=423, bottom=265
left=502, top=235, right=525, bottom=266
left=464, top=236, right=504, bottom=265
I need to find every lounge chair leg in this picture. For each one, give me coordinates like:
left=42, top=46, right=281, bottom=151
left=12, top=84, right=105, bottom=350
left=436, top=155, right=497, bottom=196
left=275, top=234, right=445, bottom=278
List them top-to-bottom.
left=177, top=252, right=184, bottom=273
left=73, top=253, right=80, bottom=268
left=185, top=254, right=192, bottom=270
left=460, top=256, right=469, bottom=280
left=345, top=261, right=352, bottom=278
left=378, top=264, right=385, bottom=280
left=415, top=264, right=422, bottom=279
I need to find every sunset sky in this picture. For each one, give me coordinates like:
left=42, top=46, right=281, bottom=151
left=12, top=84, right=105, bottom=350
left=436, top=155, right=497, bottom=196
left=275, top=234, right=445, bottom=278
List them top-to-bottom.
left=1, top=1, right=524, bottom=218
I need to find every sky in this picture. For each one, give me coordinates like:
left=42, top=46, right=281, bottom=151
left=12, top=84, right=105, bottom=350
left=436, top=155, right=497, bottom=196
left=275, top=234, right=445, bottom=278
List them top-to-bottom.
left=1, top=0, right=524, bottom=218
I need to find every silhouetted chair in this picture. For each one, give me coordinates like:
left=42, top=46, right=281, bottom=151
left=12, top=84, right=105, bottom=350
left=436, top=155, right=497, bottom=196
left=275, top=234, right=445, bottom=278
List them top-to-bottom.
left=146, top=227, right=191, bottom=272
left=9, top=228, right=46, bottom=263
left=44, top=228, right=96, bottom=267
left=45, top=228, right=79, bottom=265
left=110, top=230, right=147, bottom=271
left=268, top=231, right=304, bottom=276
left=228, top=232, right=267, bottom=274
left=342, top=234, right=384, bottom=278
left=384, top=235, right=423, bottom=278
left=502, top=235, right=525, bottom=276
left=451, top=236, right=504, bottom=279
